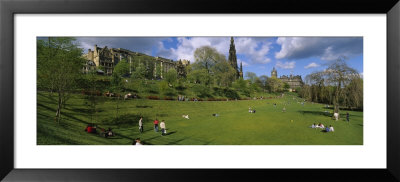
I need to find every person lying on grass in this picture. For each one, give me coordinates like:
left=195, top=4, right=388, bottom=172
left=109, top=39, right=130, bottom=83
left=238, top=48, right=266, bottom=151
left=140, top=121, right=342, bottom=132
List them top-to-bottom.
left=315, top=123, right=324, bottom=129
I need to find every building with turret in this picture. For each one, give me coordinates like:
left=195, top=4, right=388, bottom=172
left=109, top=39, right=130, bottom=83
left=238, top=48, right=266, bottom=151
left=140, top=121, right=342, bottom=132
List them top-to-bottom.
left=83, top=45, right=189, bottom=78
left=270, top=67, right=303, bottom=91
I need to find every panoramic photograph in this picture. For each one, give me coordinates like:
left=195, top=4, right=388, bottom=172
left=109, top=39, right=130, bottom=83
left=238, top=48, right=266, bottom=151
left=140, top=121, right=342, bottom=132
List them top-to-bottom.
left=37, top=36, right=363, bottom=145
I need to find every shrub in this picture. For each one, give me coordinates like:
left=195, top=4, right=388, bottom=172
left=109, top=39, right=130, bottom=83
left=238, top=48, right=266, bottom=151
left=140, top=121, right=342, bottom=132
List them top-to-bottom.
left=146, top=95, right=159, bottom=100
left=163, top=96, right=174, bottom=100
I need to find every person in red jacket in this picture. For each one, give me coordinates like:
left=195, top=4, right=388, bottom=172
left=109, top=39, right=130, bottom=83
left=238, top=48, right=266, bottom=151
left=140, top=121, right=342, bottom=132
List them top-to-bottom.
left=154, top=118, right=159, bottom=132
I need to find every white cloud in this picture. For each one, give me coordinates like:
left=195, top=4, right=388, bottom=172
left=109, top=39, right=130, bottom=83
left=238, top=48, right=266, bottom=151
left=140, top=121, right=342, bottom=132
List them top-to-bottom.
left=158, top=37, right=272, bottom=65
left=158, top=37, right=229, bottom=62
left=235, top=37, right=272, bottom=64
left=275, top=37, right=363, bottom=61
left=238, top=59, right=249, bottom=67
left=276, top=61, right=296, bottom=69
left=304, top=62, right=320, bottom=69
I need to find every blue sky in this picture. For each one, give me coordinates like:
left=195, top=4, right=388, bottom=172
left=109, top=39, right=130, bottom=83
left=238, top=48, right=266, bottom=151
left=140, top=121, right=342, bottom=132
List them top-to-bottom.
left=76, top=37, right=363, bottom=78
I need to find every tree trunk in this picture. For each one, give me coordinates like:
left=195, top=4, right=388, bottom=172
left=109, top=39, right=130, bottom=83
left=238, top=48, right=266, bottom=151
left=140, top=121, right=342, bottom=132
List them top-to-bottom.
left=56, top=91, right=62, bottom=123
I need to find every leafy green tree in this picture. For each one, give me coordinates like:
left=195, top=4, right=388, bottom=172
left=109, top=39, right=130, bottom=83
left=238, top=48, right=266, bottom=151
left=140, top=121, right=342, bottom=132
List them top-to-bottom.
left=37, top=37, right=84, bottom=123
left=193, top=46, right=226, bottom=72
left=307, top=57, right=359, bottom=114
left=113, top=59, right=130, bottom=77
left=212, top=61, right=236, bottom=87
left=132, top=62, right=146, bottom=80
left=165, top=68, right=178, bottom=87
left=187, top=69, right=212, bottom=86
left=245, top=72, right=258, bottom=84
left=258, top=75, right=269, bottom=92
left=267, top=77, right=284, bottom=93
left=233, top=78, right=250, bottom=96
left=283, top=82, right=290, bottom=90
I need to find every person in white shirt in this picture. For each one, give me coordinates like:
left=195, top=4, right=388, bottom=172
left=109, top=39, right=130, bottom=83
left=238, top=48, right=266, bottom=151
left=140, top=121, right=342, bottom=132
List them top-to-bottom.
left=138, top=117, right=143, bottom=133
left=160, top=120, right=166, bottom=136
left=329, top=125, right=334, bottom=132
left=134, top=138, right=142, bottom=145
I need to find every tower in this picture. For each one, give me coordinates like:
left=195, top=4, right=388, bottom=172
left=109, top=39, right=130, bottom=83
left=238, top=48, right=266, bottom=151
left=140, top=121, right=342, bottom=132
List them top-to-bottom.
left=228, top=37, right=239, bottom=78
left=239, top=62, right=243, bottom=78
left=271, top=67, right=277, bottom=78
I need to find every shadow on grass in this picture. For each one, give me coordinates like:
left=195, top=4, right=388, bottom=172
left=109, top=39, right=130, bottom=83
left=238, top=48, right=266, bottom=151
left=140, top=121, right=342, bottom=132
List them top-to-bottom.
left=38, top=103, right=90, bottom=125
left=136, top=105, right=153, bottom=108
left=299, top=110, right=331, bottom=117
left=156, top=113, right=168, bottom=117
left=37, top=126, right=80, bottom=145
left=165, top=131, right=177, bottom=136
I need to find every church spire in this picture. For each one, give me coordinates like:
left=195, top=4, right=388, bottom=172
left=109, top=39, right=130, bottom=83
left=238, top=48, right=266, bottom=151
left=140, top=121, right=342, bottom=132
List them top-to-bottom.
left=228, top=37, right=239, bottom=79
left=239, top=62, right=243, bottom=78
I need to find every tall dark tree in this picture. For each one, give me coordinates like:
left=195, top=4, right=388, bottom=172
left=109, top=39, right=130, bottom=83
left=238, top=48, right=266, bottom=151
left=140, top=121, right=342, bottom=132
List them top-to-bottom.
left=228, top=37, right=239, bottom=78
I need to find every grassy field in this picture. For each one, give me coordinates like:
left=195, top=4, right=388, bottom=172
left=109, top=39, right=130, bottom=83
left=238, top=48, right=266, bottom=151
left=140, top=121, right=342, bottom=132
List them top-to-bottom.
left=37, top=91, right=363, bottom=145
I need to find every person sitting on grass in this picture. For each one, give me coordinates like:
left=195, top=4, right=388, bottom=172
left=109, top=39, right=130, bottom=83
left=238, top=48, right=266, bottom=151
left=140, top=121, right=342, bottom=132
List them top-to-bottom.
left=249, top=107, right=252, bottom=113
left=282, top=107, right=286, bottom=112
left=253, top=109, right=256, bottom=113
left=310, top=123, right=316, bottom=128
left=320, top=123, right=325, bottom=129
left=85, top=124, right=96, bottom=133
left=329, top=125, right=335, bottom=132
left=325, top=126, right=330, bottom=132
left=107, top=128, right=114, bottom=137
left=134, top=138, right=142, bottom=145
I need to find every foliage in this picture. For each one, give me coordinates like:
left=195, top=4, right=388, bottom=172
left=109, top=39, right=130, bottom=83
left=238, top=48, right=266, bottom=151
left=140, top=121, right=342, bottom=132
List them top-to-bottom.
left=37, top=37, right=84, bottom=123
left=113, top=59, right=130, bottom=77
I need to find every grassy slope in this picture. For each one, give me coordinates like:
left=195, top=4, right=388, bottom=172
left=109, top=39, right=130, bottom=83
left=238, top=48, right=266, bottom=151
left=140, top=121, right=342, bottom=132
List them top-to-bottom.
left=37, top=92, right=363, bottom=145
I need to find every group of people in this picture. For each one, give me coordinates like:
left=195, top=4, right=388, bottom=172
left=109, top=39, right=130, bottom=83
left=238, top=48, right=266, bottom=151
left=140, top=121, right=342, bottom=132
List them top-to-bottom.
left=177, top=95, right=186, bottom=101
left=248, top=107, right=256, bottom=113
left=138, top=117, right=167, bottom=136
left=310, top=123, right=335, bottom=132
left=84, top=124, right=114, bottom=138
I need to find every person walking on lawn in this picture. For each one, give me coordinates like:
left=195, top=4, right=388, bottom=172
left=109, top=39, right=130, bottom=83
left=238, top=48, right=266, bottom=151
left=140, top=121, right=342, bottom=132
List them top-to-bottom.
left=154, top=118, right=159, bottom=132
left=160, top=120, right=166, bottom=136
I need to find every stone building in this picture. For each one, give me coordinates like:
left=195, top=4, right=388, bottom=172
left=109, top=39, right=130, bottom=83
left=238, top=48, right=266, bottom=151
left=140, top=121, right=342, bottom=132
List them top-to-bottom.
left=83, top=45, right=189, bottom=78
left=270, top=67, right=303, bottom=91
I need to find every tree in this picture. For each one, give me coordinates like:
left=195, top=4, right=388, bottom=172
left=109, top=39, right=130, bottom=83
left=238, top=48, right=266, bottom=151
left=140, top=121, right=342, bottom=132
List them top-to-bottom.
left=37, top=37, right=84, bottom=123
left=193, top=46, right=226, bottom=72
left=306, top=57, right=360, bottom=114
left=113, top=59, right=130, bottom=77
left=212, top=60, right=236, bottom=87
left=131, top=62, right=146, bottom=80
left=165, top=68, right=178, bottom=87
left=111, top=71, right=123, bottom=121
left=245, top=72, right=258, bottom=84
left=258, top=75, right=269, bottom=92
left=267, top=77, right=284, bottom=93
left=344, top=77, right=363, bottom=109
left=233, top=78, right=250, bottom=96
left=283, top=82, right=290, bottom=91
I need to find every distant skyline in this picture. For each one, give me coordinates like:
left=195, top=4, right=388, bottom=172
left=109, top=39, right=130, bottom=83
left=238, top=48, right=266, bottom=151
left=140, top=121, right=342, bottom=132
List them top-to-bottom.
left=74, top=37, right=363, bottom=78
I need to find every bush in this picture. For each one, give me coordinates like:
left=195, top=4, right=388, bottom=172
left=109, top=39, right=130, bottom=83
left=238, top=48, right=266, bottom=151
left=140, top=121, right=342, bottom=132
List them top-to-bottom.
left=223, top=88, right=239, bottom=99
left=146, top=95, right=159, bottom=100
left=163, top=96, right=174, bottom=100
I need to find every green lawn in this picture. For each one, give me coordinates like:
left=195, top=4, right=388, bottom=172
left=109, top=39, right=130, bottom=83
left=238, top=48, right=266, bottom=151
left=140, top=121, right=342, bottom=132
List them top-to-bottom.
left=37, top=92, right=363, bottom=145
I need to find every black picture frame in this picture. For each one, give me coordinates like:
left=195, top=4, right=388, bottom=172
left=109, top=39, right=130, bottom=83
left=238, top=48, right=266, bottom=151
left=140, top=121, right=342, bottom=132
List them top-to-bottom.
left=1, top=0, right=399, bottom=181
